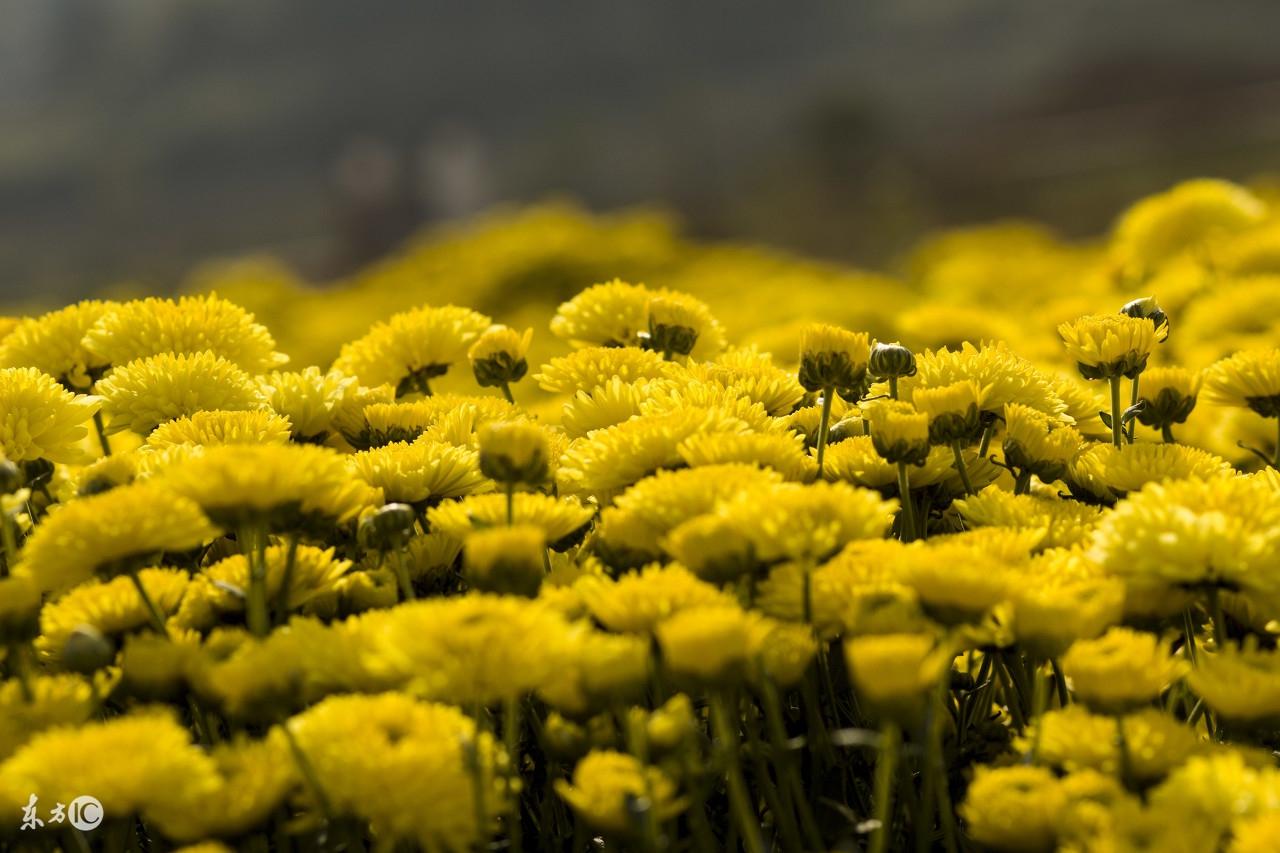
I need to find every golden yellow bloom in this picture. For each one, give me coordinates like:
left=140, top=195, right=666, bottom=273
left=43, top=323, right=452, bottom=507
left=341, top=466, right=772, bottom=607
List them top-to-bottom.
left=1112, top=178, right=1265, bottom=273
left=550, top=278, right=657, bottom=349
left=644, top=292, right=726, bottom=358
left=83, top=293, right=287, bottom=372
left=0, top=300, right=114, bottom=389
left=333, top=304, right=491, bottom=394
left=1058, top=314, right=1159, bottom=380
left=798, top=323, right=871, bottom=394
left=469, top=324, right=533, bottom=388
left=905, top=342, right=1067, bottom=420
left=534, top=345, right=673, bottom=394
left=683, top=346, right=805, bottom=416
left=1203, top=348, right=1280, bottom=417
left=96, top=351, right=266, bottom=434
left=1136, top=366, right=1201, bottom=431
left=0, top=367, right=102, bottom=463
left=259, top=367, right=355, bottom=442
left=559, top=377, right=649, bottom=438
left=638, top=377, right=776, bottom=432
left=913, top=379, right=983, bottom=444
left=328, top=381, right=396, bottom=445
left=354, top=393, right=520, bottom=448
left=865, top=399, right=931, bottom=466
left=1003, top=402, right=1082, bottom=483
left=557, top=407, right=753, bottom=499
left=146, top=409, right=292, bottom=448
left=477, top=420, right=552, bottom=485
left=678, top=430, right=815, bottom=481
left=820, top=436, right=956, bottom=492
left=349, top=438, right=489, bottom=509
left=1068, top=441, right=1232, bottom=503
left=165, top=443, right=379, bottom=528
left=1089, top=475, right=1280, bottom=602
left=717, top=480, right=895, bottom=564
left=16, top=481, right=217, bottom=592
left=954, top=488, right=1103, bottom=549
left=428, top=492, right=594, bottom=550
left=663, top=514, right=756, bottom=584
left=465, top=524, right=547, bottom=597
left=900, top=535, right=1026, bottom=625
left=177, top=545, right=353, bottom=629
left=1010, top=551, right=1124, bottom=659
left=576, top=563, right=737, bottom=634
left=36, top=568, right=189, bottom=662
left=0, top=576, right=41, bottom=646
left=657, top=604, right=753, bottom=683
left=1062, top=628, right=1185, bottom=713
left=540, top=629, right=651, bottom=713
left=844, top=633, right=952, bottom=723
left=1187, top=643, right=1280, bottom=723
left=0, top=674, right=97, bottom=761
left=286, top=693, right=509, bottom=851
left=1023, top=705, right=1206, bottom=783
left=0, top=709, right=221, bottom=824
left=554, top=750, right=685, bottom=833
left=1146, top=751, right=1280, bottom=844
left=960, top=765, right=1067, bottom=853
left=1231, top=813, right=1280, bottom=853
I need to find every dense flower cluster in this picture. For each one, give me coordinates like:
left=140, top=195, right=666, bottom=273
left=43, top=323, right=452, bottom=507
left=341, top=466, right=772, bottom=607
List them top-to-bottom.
left=1, top=178, right=1279, bottom=851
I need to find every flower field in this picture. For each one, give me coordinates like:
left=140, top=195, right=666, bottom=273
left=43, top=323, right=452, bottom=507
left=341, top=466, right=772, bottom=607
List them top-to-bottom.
left=2, top=178, right=1280, bottom=851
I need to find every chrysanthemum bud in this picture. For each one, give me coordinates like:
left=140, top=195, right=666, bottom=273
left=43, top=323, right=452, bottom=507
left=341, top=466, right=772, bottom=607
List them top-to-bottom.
left=1120, top=296, right=1170, bottom=340
left=643, top=297, right=701, bottom=359
left=798, top=323, right=872, bottom=399
left=469, top=325, right=533, bottom=389
left=869, top=341, right=917, bottom=380
left=1135, top=366, right=1200, bottom=429
left=912, top=381, right=983, bottom=445
left=865, top=401, right=931, bottom=466
left=826, top=415, right=866, bottom=445
left=477, top=421, right=551, bottom=486
left=20, top=458, right=54, bottom=489
left=0, top=460, right=21, bottom=494
left=358, top=502, right=416, bottom=552
left=664, top=515, right=757, bottom=584
left=465, top=525, right=546, bottom=598
left=0, top=576, right=40, bottom=645
left=62, top=624, right=116, bottom=674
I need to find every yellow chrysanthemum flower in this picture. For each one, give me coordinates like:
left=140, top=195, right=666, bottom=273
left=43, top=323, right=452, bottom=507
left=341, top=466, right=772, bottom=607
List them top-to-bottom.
left=1112, top=178, right=1265, bottom=273
left=549, top=279, right=653, bottom=350
left=645, top=292, right=727, bottom=358
left=83, top=293, right=287, bottom=372
left=0, top=300, right=114, bottom=389
left=332, top=304, right=491, bottom=394
left=1058, top=314, right=1161, bottom=381
left=797, top=323, right=872, bottom=394
left=904, top=342, right=1067, bottom=420
left=534, top=345, right=673, bottom=394
left=683, top=347, right=805, bottom=416
left=1203, top=348, right=1280, bottom=417
left=96, top=351, right=266, bottom=435
left=259, top=366, right=355, bottom=442
left=1136, top=366, right=1201, bottom=435
left=0, top=367, right=102, bottom=463
left=559, top=377, right=650, bottom=438
left=638, top=378, right=777, bottom=432
left=913, top=379, right=983, bottom=445
left=351, top=394, right=521, bottom=448
left=1003, top=402, right=1083, bottom=485
left=557, top=407, right=754, bottom=499
left=146, top=410, right=293, bottom=448
left=477, top=420, right=552, bottom=485
left=677, top=430, right=815, bottom=481
left=820, top=435, right=956, bottom=492
left=349, top=438, right=490, bottom=509
left=1067, top=441, right=1232, bottom=503
left=164, top=443, right=380, bottom=529
left=1089, top=475, right=1280, bottom=601
left=717, top=480, right=896, bottom=564
left=16, top=481, right=217, bottom=592
left=955, top=488, right=1103, bottom=549
left=427, top=492, right=594, bottom=550
left=464, top=524, right=546, bottom=597
left=1008, top=549, right=1124, bottom=659
left=576, top=563, right=737, bottom=635
left=36, top=567, right=189, bottom=662
left=657, top=604, right=755, bottom=683
left=1062, top=628, right=1185, bottom=713
left=539, top=629, right=651, bottom=714
left=844, top=632, right=953, bottom=723
left=1187, top=643, right=1280, bottom=723
left=0, top=674, right=98, bottom=761
left=286, top=693, right=509, bottom=851
left=1023, top=705, right=1206, bottom=783
left=0, top=710, right=221, bottom=824
left=554, top=750, right=685, bottom=833
left=1146, top=751, right=1280, bottom=845
left=960, top=765, right=1067, bottom=853
left=1231, top=813, right=1280, bottom=853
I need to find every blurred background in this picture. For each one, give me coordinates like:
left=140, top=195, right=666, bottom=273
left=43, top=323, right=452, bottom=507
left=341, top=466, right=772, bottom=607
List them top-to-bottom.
left=5, top=0, right=1280, bottom=302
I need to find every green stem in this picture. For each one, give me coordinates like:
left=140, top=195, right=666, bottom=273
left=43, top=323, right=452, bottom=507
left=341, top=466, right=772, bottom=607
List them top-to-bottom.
left=1127, top=375, right=1141, bottom=443
left=888, top=376, right=899, bottom=400
left=1109, top=376, right=1124, bottom=448
left=500, top=382, right=515, bottom=404
left=815, top=387, right=835, bottom=479
left=93, top=410, right=112, bottom=457
left=977, top=423, right=994, bottom=458
left=1161, top=423, right=1176, bottom=444
left=950, top=442, right=975, bottom=495
left=896, top=463, right=916, bottom=542
left=1013, top=469, right=1032, bottom=496
left=506, top=484, right=515, bottom=526
left=0, top=510, right=16, bottom=576
left=244, top=525, right=270, bottom=638
left=272, top=534, right=300, bottom=626
left=391, top=549, right=415, bottom=602
left=127, top=569, right=167, bottom=634
left=1207, top=586, right=1228, bottom=650
left=1182, top=608, right=1199, bottom=666
left=8, top=644, right=32, bottom=702
left=1050, top=658, right=1070, bottom=707
left=1029, top=660, right=1048, bottom=762
left=760, top=678, right=823, bottom=850
left=929, top=682, right=960, bottom=853
left=710, top=691, right=764, bottom=853
left=503, top=697, right=523, bottom=853
left=744, top=708, right=803, bottom=853
left=870, top=722, right=901, bottom=853
left=282, top=726, right=335, bottom=821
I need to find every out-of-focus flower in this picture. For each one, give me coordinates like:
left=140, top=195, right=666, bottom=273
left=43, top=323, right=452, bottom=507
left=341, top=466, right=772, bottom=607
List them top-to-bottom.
left=333, top=304, right=491, bottom=395
left=0, top=367, right=102, bottom=463
left=554, top=750, right=685, bottom=833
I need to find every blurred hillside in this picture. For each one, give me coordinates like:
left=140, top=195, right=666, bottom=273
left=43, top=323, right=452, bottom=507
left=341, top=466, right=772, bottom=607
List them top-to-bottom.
left=4, top=0, right=1280, bottom=301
